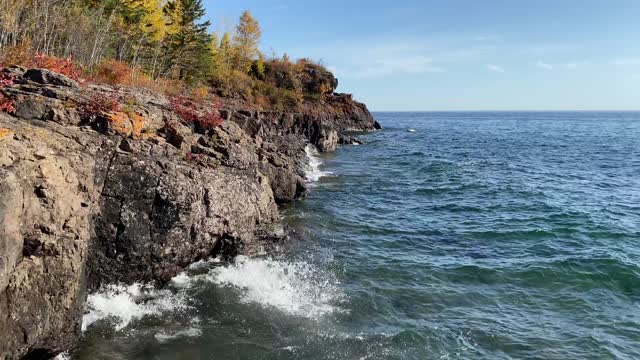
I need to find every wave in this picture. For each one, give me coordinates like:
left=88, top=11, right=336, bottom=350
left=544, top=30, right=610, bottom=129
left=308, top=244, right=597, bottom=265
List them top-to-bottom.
left=304, top=145, right=331, bottom=182
left=175, top=255, right=342, bottom=319
left=82, top=283, right=191, bottom=332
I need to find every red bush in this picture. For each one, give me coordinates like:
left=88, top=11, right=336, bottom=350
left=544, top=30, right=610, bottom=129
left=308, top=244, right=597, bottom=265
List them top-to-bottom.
left=29, top=54, right=82, bottom=80
left=0, top=72, right=15, bottom=88
left=0, top=73, right=16, bottom=114
left=79, top=93, right=122, bottom=121
left=0, top=94, right=14, bottom=114
left=169, top=95, right=224, bottom=131
left=185, top=153, right=205, bottom=162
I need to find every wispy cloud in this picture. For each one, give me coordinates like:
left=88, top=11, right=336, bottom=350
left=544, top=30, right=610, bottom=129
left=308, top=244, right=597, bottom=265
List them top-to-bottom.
left=475, top=34, right=502, bottom=42
left=333, top=55, right=444, bottom=79
left=613, top=57, right=640, bottom=66
left=536, top=61, right=553, bottom=70
left=563, top=61, right=588, bottom=69
left=486, top=64, right=505, bottom=72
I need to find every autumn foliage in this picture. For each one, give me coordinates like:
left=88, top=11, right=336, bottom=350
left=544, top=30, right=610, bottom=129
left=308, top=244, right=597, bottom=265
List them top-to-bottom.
left=29, top=54, right=82, bottom=80
left=92, top=59, right=133, bottom=85
left=0, top=72, right=15, bottom=114
left=79, top=93, right=122, bottom=122
left=169, top=95, right=224, bottom=131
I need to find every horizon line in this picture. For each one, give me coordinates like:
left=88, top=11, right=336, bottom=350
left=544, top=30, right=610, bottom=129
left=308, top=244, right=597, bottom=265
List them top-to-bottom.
left=369, top=109, right=640, bottom=113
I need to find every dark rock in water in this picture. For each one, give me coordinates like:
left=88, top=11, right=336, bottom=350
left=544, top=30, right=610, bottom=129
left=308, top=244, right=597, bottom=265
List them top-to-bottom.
left=0, top=67, right=378, bottom=359
left=23, top=68, right=79, bottom=88
left=338, top=133, right=363, bottom=145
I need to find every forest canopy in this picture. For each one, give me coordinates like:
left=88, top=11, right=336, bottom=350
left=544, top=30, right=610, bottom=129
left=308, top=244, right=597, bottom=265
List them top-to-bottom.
left=0, top=0, right=338, bottom=109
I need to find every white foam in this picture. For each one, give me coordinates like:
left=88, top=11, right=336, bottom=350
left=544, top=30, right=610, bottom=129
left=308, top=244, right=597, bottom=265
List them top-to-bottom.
left=304, top=145, right=331, bottom=182
left=211, top=255, right=342, bottom=318
left=82, top=283, right=191, bottom=332
left=154, top=326, right=202, bottom=343
left=54, top=353, right=70, bottom=360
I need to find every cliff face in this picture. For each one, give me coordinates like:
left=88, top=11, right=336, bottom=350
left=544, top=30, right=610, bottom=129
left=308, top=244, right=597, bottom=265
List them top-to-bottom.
left=0, top=67, right=377, bottom=359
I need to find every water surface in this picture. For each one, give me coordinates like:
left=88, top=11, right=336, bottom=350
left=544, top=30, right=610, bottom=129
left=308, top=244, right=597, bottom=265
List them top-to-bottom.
left=74, top=112, right=640, bottom=359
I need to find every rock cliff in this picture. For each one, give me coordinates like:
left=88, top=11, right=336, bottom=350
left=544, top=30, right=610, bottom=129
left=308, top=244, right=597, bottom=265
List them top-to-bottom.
left=0, top=67, right=377, bottom=359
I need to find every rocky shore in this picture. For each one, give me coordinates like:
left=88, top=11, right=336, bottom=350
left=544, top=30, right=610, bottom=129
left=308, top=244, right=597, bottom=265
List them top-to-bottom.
left=0, top=67, right=378, bottom=359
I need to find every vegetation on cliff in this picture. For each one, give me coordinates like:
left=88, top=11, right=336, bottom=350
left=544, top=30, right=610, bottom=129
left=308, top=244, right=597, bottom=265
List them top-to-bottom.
left=0, top=0, right=339, bottom=111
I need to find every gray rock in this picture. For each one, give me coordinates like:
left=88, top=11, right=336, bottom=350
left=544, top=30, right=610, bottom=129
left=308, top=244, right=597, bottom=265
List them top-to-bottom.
left=0, top=67, right=379, bottom=359
left=23, top=68, right=79, bottom=88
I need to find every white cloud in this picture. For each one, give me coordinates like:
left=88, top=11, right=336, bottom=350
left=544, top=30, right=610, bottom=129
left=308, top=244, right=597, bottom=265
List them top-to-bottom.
left=536, top=61, right=553, bottom=70
left=486, top=64, right=504, bottom=72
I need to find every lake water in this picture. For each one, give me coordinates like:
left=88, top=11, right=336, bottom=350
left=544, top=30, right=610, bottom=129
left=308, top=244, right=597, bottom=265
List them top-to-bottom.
left=73, top=112, right=640, bottom=360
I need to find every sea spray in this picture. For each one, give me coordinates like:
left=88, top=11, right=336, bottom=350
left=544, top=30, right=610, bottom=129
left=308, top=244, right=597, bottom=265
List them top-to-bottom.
left=304, top=145, right=331, bottom=182
left=172, top=255, right=343, bottom=319
left=211, top=256, right=343, bottom=318
left=82, top=283, right=191, bottom=332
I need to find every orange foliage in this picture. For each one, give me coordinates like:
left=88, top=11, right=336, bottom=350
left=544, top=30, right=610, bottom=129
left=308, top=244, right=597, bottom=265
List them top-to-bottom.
left=0, top=42, right=34, bottom=68
left=29, top=54, right=82, bottom=80
left=92, top=59, right=133, bottom=85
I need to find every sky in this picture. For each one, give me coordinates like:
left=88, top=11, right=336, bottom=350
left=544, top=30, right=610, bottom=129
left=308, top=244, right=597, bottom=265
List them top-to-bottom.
left=203, top=0, right=640, bottom=111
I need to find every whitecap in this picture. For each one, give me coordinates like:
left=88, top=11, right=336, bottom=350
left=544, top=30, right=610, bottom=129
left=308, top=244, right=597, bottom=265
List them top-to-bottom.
left=304, top=145, right=331, bottom=182
left=211, top=255, right=342, bottom=318
left=82, top=283, right=191, bottom=332
left=154, top=326, right=202, bottom=343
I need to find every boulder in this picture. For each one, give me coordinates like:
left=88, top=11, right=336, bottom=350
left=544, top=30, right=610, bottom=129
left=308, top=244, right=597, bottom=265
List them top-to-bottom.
left=23, top=69, right=78, bottom=88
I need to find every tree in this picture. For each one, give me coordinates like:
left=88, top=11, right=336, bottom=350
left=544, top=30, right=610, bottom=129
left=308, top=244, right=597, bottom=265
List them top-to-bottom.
left=163, top=0, right=212, bottom=82
left=232, top=10, right=261, bottom=72
left=215, top=32, right=233, bottom=80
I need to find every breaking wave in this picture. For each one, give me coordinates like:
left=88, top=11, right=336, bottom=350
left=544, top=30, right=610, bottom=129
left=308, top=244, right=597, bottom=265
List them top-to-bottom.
left=305, top=145, right=331, bottom=182
left=173, top=255, right=343, bottom=319
left=82, top=284, right=191, bottom=332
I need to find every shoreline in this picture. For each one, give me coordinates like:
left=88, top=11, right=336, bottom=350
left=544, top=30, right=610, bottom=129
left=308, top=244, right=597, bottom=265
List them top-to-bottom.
left=0, top=67, right=378, bottom=359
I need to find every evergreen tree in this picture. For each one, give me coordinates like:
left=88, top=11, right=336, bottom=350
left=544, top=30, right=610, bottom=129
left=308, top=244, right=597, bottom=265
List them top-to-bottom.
left=163, top=0, right=212, bottom=82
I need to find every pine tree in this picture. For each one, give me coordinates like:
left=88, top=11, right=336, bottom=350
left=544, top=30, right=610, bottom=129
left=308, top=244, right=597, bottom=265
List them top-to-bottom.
left=163, top=0, right=212, bottom=82
left=232, top=10, right=261, bottom=72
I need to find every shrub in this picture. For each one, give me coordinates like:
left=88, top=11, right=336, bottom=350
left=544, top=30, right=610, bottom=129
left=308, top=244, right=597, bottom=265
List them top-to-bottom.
left=0, top=42, right=34, bottom=68
left=29, top=53, right=82, bottom=80
left=92, top=59, right=133, bottom=85
left=0, top=72, right=15, bottom=88
left=0, top=73, right=16, bottom=114
left=79, top=93, right=122, bottom=122
left=0, top=95, right=14, bottom=114
left=169, top=95, right=224, bottom=131
left=185, top=153, right=205, bottom=162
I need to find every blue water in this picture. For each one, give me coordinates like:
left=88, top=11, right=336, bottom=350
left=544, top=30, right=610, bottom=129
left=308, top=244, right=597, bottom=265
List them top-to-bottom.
left=75, top=112, right=640, bottom=360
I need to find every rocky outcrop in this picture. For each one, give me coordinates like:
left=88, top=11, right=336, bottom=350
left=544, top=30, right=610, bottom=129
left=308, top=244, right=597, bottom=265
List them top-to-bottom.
left=0, top=67, right=378, bottom=359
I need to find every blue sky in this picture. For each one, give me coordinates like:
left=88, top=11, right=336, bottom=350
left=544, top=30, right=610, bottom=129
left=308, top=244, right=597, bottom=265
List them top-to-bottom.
left=204, top=0, right=640, bottom=111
